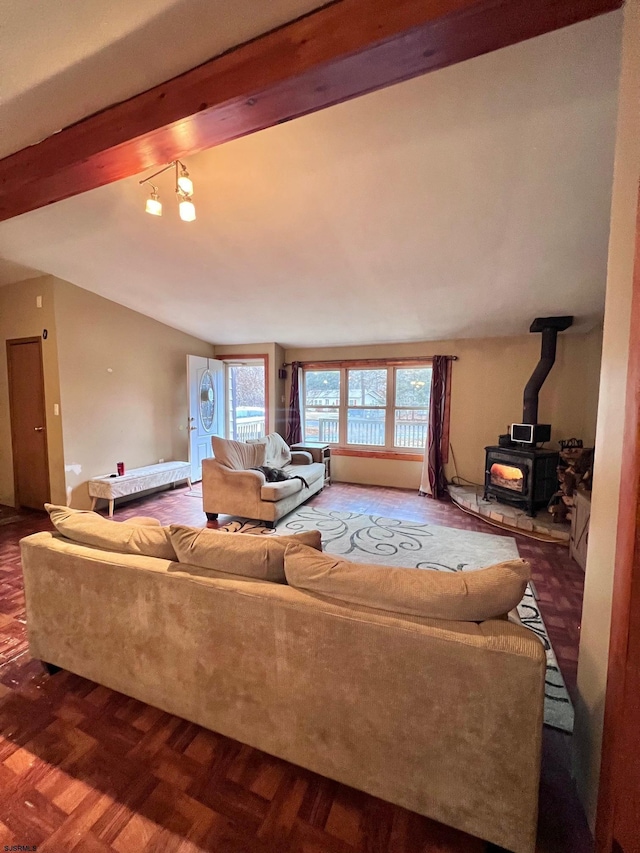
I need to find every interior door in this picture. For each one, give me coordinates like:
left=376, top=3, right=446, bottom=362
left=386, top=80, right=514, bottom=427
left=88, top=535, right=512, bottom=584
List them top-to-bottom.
left=7, top=337, right=50, bottom=509
left=187, top=356, right=224, bottom=482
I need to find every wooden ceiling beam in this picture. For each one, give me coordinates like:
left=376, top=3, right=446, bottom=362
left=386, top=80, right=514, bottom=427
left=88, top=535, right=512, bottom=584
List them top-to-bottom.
left=0, top=0, right=622, bottom=222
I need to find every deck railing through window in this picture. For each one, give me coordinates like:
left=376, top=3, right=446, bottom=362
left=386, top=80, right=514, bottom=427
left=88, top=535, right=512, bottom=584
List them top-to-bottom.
left=317, top=417, right=427, bottom=448
left=234, top=418, right=266, bottom=442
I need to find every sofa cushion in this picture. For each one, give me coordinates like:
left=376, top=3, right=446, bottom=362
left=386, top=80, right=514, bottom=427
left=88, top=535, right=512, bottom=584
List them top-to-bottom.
left=212, top=436, right=266, bottom=470
left=260, top=462, right=325, bottom=501
left=283, top=462, right=325, bottom=483
left=261, top=479, right=305, bottom=502
left=45, top=504, right=177, bottom=560
left=127, top=516, right=162, bottom=526
left=169, top=526, right=322, bottom=582
left=284, top=543, right=530, bottom=621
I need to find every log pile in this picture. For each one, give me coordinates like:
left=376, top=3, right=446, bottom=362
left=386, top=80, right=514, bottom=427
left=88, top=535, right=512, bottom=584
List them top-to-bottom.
left=548, top=439, right=594, bottom=523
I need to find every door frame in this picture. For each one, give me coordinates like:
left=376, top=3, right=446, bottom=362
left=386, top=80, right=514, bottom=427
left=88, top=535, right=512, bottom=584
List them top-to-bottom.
left=595, top=192, right=640, bottom=849
left=6, top=335, right=51, bottom=508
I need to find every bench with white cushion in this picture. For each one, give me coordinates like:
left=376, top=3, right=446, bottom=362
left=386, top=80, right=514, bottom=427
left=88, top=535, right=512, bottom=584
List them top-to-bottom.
left=88, top=461, right=191, bottom=516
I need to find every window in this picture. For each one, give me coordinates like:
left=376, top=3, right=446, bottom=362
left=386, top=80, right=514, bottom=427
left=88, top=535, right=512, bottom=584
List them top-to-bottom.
left=226, top=361, right=266, bottom=441
left=302, top=362, right=432, bottom=453
left=394, top=367, right=431, bottom=449
left=347, top=369, right=386, bottom=446
left=304, top=370, right=340, bottom=443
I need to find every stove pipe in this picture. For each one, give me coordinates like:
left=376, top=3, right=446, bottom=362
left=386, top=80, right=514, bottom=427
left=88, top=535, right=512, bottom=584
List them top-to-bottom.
left=523, top=316, right=573, bottom=424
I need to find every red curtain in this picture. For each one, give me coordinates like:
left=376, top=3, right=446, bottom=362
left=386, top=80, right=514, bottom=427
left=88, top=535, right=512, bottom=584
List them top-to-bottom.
left=420, top=355, right=449, bottom=499
left=285, top=362, right=302, bottom=445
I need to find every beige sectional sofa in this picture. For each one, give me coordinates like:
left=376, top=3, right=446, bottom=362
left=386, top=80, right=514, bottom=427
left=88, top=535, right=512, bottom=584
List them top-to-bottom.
left=202, top=433, right=326, bottom=526
left=21, top=506, right=546, bottom=853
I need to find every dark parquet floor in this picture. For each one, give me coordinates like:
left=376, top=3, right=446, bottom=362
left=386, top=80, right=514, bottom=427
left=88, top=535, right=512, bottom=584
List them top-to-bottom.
left=0, top=483, right=591, bottom=852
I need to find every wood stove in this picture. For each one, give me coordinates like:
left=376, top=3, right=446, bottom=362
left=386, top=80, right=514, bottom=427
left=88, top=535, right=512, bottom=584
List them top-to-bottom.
left=483, top=315, right=572, bottom=517
left=484, top=445, right=559, bottom=517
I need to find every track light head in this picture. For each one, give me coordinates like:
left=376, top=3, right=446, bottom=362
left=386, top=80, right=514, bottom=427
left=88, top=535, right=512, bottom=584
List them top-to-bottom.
left=177, top=166, right=193, bottom=196
left=145, top=186, right=162, bottom=216
left=179, top=199, right=196, bottom=222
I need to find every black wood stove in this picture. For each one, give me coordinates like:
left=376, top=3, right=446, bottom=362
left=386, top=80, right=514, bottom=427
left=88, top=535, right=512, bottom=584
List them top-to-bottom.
left=483, top=316, right=572, bottom=517
left=484, top=445, right=559, bottom=517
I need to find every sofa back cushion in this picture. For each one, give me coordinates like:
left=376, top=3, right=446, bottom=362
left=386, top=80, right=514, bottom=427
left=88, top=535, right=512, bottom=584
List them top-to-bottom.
left=261, top=433, right=292, bottom=468
left=212, top=436, right=266, bottom=470
left=45, top=504, right=177, bottom=561
left=170, top=526, right=322, bottom=582
left=284, top=543, right=530, bottom=621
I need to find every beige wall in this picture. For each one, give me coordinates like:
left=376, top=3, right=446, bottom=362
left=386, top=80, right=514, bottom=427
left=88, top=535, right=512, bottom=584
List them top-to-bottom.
left=574, top=0, right=639, bottom=830
left=0, top=276, right=66, bottom=506
left=53, top=278, right=215, bottom=508
left=285, top=329, right=603, bottom=488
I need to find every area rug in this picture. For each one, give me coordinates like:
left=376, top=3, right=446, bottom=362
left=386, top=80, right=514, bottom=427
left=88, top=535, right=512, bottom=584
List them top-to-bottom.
left=220, top=506, right=574, bottom=733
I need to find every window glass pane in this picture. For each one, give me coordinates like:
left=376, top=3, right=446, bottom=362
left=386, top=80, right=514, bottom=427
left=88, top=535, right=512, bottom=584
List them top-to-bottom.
left=228, top=363, right=265, bottom=441
left=395, top=367, right=432, bottom=407
left=347, top=369, right=387, bottom=406
left=304, top=370, right=341, bottom=443
left=305, top=371, right=340, bottom=405
left=304, top=408, right=339, bottom=443
left=347, top=408, right=386, bottom=445
left=394, top=409, right=429, bottom=448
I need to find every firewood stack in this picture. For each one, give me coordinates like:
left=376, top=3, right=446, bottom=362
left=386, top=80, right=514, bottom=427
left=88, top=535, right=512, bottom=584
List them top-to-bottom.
left=548, top=439, right=594, bottom=523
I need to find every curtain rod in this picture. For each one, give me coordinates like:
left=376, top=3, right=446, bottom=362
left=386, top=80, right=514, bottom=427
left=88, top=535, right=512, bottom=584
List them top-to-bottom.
left=282, top=355, right=458, bottom=367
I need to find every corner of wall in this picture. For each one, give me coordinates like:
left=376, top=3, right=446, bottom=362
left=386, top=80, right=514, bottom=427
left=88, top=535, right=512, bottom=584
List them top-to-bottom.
left=573, top=0, right=639, bottom=830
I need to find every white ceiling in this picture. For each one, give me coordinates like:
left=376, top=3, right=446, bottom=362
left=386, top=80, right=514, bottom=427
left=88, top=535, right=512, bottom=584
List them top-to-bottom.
left=0, top=0, right=325, bottom=158
left=0, top=10, right=623, bottom=348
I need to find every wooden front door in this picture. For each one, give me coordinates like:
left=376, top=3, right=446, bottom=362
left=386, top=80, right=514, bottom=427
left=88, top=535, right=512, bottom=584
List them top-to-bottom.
left=7, top=337, right=50, bottom=509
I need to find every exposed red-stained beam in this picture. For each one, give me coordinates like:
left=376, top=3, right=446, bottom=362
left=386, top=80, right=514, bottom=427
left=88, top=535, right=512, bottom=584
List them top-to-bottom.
left=0, top=0, right=622, bottom=222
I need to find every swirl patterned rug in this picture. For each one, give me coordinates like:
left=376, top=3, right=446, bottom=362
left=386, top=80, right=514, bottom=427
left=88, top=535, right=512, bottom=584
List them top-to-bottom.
left=222, top=506, right=574, bottom=734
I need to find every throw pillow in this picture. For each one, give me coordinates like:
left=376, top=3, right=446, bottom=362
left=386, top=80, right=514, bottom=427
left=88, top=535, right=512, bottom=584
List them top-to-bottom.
left=261, top=433, right=292, bottom=468
left=211, top=436, right=266, bottom=470
left=45, top=504, right=177, bottom=561
left=169, top=526, right=322, bottom=583
left=284, top=543, right=530, bottom=622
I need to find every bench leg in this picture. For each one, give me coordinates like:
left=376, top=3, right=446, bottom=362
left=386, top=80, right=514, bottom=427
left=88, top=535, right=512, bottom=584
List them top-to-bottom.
left=187, top=478, right=192, bottom=489
left=90, top=497, right=97, bottom=511
left=108, top=499, right=114, bottom=518
left=206, top=513, right=218, bottom=521
left=42, top=661, right=62, bottom=676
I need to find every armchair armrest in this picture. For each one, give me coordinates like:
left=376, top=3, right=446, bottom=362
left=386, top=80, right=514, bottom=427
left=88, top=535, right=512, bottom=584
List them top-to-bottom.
left=290, top=451, right=313, bottom=465
left=202, top=458, right=268, bottom=519
left=203, top=458, right=265, bottom=487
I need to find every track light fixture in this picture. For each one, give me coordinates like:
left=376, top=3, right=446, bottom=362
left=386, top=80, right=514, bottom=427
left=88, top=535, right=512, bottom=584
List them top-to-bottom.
left=139, top=160, right=196, bottom=221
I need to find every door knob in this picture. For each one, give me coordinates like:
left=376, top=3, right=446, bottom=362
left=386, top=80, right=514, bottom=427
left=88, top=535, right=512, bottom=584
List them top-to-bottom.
left=34, top=426, right=44, bottom=432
